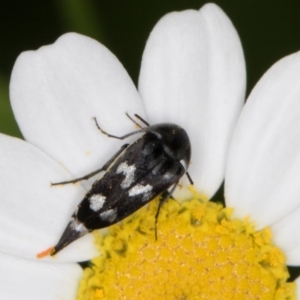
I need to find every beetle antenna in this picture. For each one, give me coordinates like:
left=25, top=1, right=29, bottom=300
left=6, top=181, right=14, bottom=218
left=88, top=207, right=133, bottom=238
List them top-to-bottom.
left=126, top=112, right=144, bottom=129
left=134, top=114, right=150, bottom=127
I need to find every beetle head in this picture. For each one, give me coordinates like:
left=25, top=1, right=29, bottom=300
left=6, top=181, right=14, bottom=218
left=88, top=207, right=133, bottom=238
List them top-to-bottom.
left=147, top=123, right=191, bottom=170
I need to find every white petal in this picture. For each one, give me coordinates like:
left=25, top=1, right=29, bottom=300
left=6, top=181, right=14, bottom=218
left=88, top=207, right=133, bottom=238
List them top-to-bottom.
left=139, top=4, right=245, bottom=198
left=10, top=33, right=145, bottom=187
left=226, top=51, right=300, bottom=229
left=0, top=133, right=99, bottom=262
left=271, top=205, right=300, bottom=265
left=0, top=251, right=82, bottom=300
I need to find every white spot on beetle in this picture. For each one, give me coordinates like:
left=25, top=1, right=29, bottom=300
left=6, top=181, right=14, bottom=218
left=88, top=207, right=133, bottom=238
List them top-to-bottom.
left=142, top=143, right=155, bottom=155
left=116, top=161, right=136, bottom=188
left=151, top=162, right=162, bottom=175
left=163, top=172, right=173, bottom=180
left=129, top=184, right=153, bottom=197
left=142, top=191, right=154, bottom=202
left=89, top=194, right=106, bottom=211
left=99, top=209, right=117, bottom=222
left=70, top=218, right=88, bottom=234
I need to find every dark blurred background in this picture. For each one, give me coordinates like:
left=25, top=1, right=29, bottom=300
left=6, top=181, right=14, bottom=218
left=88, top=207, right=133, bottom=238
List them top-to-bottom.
left=0, top=0, right=300, bottom=137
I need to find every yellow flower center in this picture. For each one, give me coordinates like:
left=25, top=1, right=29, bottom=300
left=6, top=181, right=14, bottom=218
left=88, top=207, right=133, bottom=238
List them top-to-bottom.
left=76, top=188, right=295, bottom=300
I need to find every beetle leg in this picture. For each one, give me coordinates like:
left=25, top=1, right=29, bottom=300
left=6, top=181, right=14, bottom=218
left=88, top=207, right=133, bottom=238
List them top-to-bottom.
left=93, top=117, right=146, bottom=140
left=51, top=143, right=129, bottom=186
left=186, top=172, right=194, bottom=185
left=154, top=183, right=178, bottom=240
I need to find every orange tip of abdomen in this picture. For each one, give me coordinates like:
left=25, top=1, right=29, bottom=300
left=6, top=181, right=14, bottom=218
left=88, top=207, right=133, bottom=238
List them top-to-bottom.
left=37, top=247, right=55, bottom=259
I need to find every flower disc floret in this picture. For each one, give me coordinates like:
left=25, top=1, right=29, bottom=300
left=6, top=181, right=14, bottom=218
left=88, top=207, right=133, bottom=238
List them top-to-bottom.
left=77, top=189, right=294, bottom=300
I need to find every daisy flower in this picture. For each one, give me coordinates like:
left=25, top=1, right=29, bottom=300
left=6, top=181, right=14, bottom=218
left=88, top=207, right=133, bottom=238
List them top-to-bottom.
left=0, top=2, right=299, bottom=299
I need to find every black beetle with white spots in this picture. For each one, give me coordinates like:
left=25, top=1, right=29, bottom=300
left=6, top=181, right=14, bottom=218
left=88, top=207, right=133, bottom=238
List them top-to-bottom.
left=50, top=114, right=193, bottom=256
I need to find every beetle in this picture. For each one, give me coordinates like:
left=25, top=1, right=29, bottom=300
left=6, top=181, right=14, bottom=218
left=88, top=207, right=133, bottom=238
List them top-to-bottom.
left=41, top=114, right=192, bottom=257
